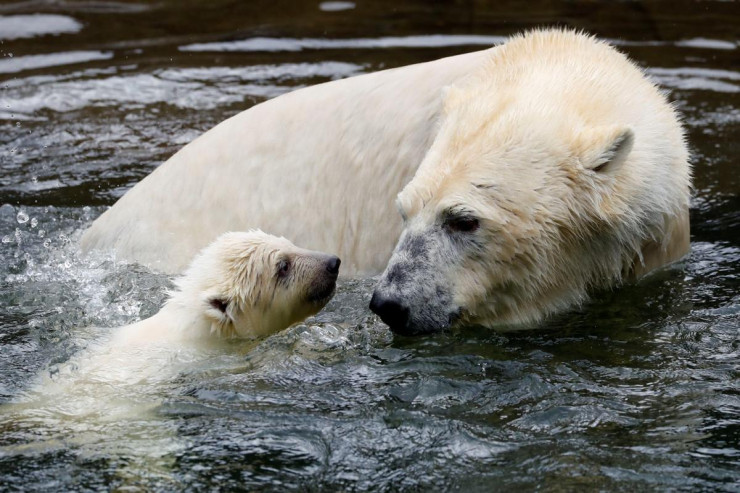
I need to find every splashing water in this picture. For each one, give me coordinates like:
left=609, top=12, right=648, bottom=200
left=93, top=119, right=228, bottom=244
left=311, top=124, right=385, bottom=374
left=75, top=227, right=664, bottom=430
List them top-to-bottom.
left=1, top=0, right=739, bottom=490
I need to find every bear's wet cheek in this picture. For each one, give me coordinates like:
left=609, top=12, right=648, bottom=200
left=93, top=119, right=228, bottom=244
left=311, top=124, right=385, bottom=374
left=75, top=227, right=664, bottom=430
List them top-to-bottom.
left=385, top=263, right=409, bottom=284
left=306, top=275, right=337, bottom=304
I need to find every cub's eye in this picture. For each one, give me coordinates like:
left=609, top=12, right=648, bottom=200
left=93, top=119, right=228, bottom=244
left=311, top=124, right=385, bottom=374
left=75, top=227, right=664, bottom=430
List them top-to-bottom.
left=445, top=216, right=480, bottom=233
left=277, top=259, right=291, bottom=278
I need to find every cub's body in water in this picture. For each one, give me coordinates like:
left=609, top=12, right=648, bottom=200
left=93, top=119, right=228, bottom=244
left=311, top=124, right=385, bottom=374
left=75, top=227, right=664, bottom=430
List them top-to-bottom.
left=8, top=231, right=339, bottom=417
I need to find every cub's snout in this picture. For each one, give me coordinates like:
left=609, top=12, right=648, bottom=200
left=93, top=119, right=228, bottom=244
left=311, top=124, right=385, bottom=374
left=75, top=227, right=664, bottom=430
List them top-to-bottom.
left=307, top=254, right=341, bottom=304
left=326, top=256, right=341, bottom=276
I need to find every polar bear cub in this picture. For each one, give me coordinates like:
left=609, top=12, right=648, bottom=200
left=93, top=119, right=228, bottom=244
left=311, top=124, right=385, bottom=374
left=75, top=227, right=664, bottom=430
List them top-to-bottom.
left=113, top=230, right=341, bottom=345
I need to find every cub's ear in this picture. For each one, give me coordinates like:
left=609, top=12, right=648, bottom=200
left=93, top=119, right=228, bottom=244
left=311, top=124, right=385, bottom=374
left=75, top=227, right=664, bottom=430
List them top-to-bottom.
left=576, top=125, right=634, bottom=174
left=204, top=294, right=233, bottom=326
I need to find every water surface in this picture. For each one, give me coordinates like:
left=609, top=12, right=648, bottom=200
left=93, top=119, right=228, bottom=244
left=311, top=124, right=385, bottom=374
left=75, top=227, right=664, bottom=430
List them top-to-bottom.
left=1, top=1, right=738, bottom=490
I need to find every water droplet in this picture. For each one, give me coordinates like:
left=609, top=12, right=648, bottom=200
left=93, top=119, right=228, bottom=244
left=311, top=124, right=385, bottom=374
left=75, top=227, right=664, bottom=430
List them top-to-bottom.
left=0, top=203, right=14, bottom=221
left=16, top=211, right=29, bottom=224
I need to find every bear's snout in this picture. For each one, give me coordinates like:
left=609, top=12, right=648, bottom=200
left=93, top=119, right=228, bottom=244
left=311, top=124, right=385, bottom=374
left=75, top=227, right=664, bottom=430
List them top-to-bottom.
left=306, top=254, right=340, bottom=304
left=326, top=256, right=341, bottom=276
left=369, top=292, right=410, bottom=334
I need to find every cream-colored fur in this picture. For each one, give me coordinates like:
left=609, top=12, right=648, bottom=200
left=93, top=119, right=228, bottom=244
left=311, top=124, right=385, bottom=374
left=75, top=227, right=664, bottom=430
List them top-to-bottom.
left=373, top=29, right=690, bottom=332
left=80, top=50, right=490, bottom=275
left=113, top=230, right=339, bottom=345
left=0, top=232, right=339, bottom=478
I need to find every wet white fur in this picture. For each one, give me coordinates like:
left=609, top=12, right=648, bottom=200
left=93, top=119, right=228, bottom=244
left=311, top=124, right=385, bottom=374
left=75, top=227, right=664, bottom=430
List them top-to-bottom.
left=392, top=29, right=690, bottom=327
left=80, top=50, right=489, bottom=274
left=113, top=230, right=334, bottom=345
left=0, top=231, right=336, bottom=470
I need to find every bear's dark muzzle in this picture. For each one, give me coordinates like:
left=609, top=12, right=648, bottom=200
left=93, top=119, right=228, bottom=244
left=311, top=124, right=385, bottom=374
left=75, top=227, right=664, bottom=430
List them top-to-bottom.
left=369, top=292, right=412, bottom=334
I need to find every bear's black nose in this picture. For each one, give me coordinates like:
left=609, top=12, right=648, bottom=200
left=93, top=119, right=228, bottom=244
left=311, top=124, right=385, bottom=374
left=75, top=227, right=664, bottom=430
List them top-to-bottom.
left=326, top=256, right=341, bottom=275
left=369, top=292, right=410, bottom=333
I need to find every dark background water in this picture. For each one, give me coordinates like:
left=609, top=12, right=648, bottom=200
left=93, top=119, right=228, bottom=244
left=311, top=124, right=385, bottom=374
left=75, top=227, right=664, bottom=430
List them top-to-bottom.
left=0, top=1, right=738, bottom=491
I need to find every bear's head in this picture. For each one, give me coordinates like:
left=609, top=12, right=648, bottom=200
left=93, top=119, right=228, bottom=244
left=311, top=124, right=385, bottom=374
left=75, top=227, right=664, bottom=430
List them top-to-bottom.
left=370, top=70, right=686, bottom=335
left=171, top=231, right=340, bottom=338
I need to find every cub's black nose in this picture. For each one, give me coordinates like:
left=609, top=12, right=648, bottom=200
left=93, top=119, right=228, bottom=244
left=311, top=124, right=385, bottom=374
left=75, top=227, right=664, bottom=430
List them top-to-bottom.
left=326, top=256, right=341, bottom=275
left=369, top=292, right=409, bottom=332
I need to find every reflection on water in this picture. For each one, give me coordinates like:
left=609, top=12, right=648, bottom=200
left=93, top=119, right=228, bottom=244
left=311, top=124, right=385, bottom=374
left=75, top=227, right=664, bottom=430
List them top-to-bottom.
left=0, top=0, right=738, bottom=490
left=0, top=14, right=82, bottom=40
left=179, top=34, right=510, bottom=52
left=0, top=51, right=113, bottom=75
left=0, top=62, right=363, bottom=114
left=648, top=67, right=740, bottom=94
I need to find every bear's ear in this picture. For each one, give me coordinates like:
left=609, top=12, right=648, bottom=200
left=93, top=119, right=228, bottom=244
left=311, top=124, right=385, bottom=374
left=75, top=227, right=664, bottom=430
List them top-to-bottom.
left=577, top=125, right=634, bottom=175
left=204, top=294, right=233, bottom=327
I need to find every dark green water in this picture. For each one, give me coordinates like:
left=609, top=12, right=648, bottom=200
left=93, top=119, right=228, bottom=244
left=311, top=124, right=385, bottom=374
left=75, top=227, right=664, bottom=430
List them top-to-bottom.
left=0, top=1, right=738, bottom=491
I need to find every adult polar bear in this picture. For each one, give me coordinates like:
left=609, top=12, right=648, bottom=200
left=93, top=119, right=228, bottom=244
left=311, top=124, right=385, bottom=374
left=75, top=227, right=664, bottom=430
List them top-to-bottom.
left=82, top=29, right=690, bottom=332
left=370, top=30, right=690, bottom=334
left=80, top=46, right=491, bottom=274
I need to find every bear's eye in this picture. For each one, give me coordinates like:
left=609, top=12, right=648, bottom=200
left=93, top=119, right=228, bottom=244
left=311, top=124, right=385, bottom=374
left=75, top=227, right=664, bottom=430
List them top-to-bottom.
left=445, top=216, right=480, bottom=233
left=276, top=259, right=291, bottom=278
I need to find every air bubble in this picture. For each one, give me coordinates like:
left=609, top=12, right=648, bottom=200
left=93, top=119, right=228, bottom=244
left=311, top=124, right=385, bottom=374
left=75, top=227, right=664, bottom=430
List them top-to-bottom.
left=17, top=211, right=29, bottom=224
left=30, top=217, right=38, bottom=228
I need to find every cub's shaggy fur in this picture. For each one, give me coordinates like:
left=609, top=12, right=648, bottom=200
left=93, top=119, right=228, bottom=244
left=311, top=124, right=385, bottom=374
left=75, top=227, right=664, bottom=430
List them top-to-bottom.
left=114, top=231, right=340, bottom=345
left=6, top=232, right=339, bottom=428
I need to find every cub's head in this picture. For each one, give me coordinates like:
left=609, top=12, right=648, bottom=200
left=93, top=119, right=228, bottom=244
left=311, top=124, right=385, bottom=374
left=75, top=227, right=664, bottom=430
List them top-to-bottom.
left=173, top=231, right=340, bottom=338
